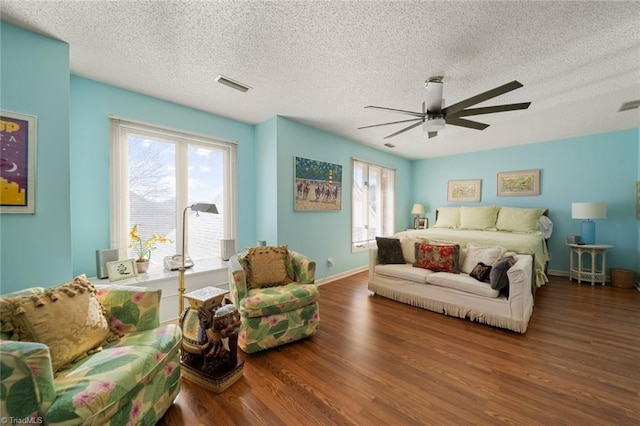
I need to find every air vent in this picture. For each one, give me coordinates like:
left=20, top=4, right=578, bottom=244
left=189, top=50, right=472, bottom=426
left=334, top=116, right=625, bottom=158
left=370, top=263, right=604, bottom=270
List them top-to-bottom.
left=215, top=75, right=251, bottom=93
left=618, top=100, right=640, bottom=112
left=383, top=142, right=395, bottom=148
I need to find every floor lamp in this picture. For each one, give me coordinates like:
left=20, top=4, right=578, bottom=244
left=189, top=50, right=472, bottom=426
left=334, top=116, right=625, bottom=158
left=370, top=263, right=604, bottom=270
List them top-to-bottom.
left=178, top=203, right=218, bottom=316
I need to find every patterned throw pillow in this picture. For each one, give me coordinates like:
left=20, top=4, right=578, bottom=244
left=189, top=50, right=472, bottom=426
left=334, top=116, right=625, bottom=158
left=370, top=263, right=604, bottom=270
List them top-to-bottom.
left=376, top=237, right=406, bottom=264
left=413, top=243, right=460, bottom=273
left=245, top=245, right=293, bottom=289
left=470, top=262, right=492, bottom=282
left=0, top=275, right=116, bottom=373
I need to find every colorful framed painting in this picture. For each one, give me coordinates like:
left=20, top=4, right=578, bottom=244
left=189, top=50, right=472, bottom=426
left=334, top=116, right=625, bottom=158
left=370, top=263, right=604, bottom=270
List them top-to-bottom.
left=0, top=111, right=37, bottom=214
left=294, top=156, right=342, bottom=211
left=497, top=169, right=540, bottom=196
left=447, top=179, right=481, bottom=202
left=636, top=181, right=640, bottom=220
left=106, top=259, right=138, bottom=282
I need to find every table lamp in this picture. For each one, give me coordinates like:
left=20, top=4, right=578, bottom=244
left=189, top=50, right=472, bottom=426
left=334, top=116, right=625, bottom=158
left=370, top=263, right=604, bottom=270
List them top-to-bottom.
left=571, top=202, right=606, bottom=245
left=178, top=203, right=218, bottom=315
left=411, top=203, right=425, bottom=229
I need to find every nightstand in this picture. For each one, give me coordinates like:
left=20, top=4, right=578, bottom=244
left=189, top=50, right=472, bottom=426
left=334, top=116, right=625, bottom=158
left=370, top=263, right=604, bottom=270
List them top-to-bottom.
left=567, top=243, right=614, bottom=286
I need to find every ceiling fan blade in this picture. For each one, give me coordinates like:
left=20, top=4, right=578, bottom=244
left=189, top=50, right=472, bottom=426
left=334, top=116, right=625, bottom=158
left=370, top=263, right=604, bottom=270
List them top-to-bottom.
left=443, top=80, right=524, bottom=117
left=449, top=102, right=531, bottom=118
left=365, top=105, right=425, bottom=118
left=446, top=117, right=490, bottom=130
left=358, top=118, right=422, bottom=130
left=384, top=120, right=424, bottom=139
left=428, top=132, right=438, bottom=139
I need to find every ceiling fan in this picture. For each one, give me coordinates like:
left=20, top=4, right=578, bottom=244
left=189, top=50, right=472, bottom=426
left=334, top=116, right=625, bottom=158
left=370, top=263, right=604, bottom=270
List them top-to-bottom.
left=358, top=77, right=531, bottom=139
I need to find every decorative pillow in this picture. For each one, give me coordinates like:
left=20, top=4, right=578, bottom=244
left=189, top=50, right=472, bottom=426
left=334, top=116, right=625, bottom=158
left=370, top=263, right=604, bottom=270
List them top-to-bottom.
left=459, top=205, right=499, bottom=230
left=433, top=207, right=460, bottom=228
left=495, top=207, right=545, bottom=233
left=539, top=215, right=554, bottom=238
left=399, top=236, right=427, bottom=264
left=376, top=237, right=406, bottom=265
left=414, top=243, right=460, bottom=273
left=461, top=243, right=507, bottom=274
left=245, top=245, right=293, bottom=289
left=490, top=256, right=517, bottom=296
left=470, top=262, right=492, bottom=282
left=0, top=275, right=116, bottom=373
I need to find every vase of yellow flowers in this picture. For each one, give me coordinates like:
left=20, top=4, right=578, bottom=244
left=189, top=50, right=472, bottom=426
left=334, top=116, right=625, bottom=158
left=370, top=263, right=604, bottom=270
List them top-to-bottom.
left=129, top=224, right=170, bottom=273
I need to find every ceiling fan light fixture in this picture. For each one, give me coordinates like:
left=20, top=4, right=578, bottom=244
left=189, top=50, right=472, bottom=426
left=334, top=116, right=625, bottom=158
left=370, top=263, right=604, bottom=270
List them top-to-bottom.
left=423, top=116, right=445, bottom=132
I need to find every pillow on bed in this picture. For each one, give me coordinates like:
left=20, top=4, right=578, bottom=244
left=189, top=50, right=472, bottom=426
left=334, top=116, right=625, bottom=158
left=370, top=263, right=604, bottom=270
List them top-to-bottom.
left=459, top=205, right=499, bottom=230
left=433, top=207, right=460, bottom=229
left=496, top=207, right=546, bottom=233
left=376, top=237, right=406, bottom=264
left=414, top=243, right=460, bottom=273
left=461, top=243, right=507, bottom=274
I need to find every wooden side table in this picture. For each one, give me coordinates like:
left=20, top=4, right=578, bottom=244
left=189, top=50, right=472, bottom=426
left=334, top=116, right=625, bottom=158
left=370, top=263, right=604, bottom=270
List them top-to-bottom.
left=567, top=244, right=614, bottom=286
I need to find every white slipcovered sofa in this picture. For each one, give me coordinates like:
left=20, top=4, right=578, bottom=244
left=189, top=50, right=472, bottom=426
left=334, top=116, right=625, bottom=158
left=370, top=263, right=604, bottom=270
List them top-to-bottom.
left=368, top=237, right=535, bottom=333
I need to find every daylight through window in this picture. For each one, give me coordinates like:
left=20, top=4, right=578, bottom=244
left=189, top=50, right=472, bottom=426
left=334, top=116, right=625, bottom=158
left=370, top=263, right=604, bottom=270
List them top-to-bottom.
left=110, top=118, right=236, bottom=266
left=352, top=159, right=395, bottom=251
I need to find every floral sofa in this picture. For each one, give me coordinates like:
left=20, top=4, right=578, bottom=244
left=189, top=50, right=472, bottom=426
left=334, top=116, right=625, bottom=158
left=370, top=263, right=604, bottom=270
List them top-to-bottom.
left=228, top=246, right=319, bottom=353
left=0, top=276, right=181, bottom=425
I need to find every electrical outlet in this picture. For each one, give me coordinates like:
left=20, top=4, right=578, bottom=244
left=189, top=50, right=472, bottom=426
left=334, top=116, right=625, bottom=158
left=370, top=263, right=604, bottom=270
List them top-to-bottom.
left=327, top=257, right=334, bottom=267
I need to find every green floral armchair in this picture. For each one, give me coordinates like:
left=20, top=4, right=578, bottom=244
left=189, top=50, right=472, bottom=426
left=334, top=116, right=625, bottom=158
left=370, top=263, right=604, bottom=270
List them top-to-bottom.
left=228, top=250, right=319, bottom=353
left=0, top=284, right=181, bottom=425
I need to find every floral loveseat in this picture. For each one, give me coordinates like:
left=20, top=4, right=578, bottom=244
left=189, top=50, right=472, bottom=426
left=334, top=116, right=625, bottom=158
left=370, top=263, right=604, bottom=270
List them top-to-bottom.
left=228, top=246, right=319, bottom=353
left=0, top=276, right=181, bottom=425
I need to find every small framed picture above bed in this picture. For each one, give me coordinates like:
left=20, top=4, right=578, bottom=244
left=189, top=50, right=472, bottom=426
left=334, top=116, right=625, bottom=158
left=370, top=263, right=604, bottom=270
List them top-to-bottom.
left=497, top=169, right=540, bottom=197
left=447, top=179, right=481, bottom=202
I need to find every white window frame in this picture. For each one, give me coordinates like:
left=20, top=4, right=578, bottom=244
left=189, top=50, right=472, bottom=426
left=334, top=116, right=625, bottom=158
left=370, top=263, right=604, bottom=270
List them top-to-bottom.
left=109, top=116, right=237, bottom=261
left=351, top=158, right=396, bottom=252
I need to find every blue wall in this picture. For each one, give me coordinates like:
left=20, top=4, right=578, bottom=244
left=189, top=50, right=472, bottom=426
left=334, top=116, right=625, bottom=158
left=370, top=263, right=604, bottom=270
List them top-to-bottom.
left=2, top=21, right=639, bottom=294
left=0, top=22, right=72, bottom=292
left=69, top=77, right=256, bottom=276
left=255, top=117, right=278, bottom=246
left=271, top=117, right=413, bottom=279
left=412, top=128, right=640, bottom=273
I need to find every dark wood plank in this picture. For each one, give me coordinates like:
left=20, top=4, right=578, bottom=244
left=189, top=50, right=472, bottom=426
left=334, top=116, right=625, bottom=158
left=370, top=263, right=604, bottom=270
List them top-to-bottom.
left=158, top=273, right=640, bottom=425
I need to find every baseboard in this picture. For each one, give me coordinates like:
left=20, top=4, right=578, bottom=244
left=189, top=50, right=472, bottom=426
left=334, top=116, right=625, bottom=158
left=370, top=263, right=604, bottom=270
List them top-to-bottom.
left=316, top=265, right=368, bottom=286
left=547, top=269, right=568, bottom=277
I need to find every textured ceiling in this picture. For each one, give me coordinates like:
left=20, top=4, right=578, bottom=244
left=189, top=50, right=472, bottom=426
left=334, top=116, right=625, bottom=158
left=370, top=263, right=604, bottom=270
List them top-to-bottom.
left=1, top=1, right=639, bottom=159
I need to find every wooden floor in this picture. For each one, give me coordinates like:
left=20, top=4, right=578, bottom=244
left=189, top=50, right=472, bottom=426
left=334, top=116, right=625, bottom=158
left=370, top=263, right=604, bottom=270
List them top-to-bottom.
left=158, top=272, right=640, bottom=425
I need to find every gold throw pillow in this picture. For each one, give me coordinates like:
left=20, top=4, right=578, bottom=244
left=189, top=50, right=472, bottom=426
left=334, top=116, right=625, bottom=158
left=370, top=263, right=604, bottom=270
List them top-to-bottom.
left=245, top=245, right=293, bottom=289
left=0, top=275, right=116, bottom=373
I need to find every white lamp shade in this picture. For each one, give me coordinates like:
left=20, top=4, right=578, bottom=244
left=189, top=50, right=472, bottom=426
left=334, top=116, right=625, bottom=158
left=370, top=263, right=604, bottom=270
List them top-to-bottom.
left=571, top=202, right=606, bottom=219
left=411, top=203, right=425, bottom=215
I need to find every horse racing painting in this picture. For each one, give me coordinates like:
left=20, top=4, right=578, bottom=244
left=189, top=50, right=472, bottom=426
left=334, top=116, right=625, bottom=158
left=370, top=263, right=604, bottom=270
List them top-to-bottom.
left=294, top=156, right=342, bottom=211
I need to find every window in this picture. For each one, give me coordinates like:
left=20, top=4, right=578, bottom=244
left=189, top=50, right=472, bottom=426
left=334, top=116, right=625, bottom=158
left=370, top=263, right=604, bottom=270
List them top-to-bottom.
left=110, top=117, right=236, bottom=266
left=351, top=159, right=395, bottom=251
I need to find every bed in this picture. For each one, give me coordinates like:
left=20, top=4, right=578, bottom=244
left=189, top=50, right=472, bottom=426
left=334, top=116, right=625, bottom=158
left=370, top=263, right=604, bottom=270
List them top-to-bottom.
left=396, top=205, right=551, bottom=288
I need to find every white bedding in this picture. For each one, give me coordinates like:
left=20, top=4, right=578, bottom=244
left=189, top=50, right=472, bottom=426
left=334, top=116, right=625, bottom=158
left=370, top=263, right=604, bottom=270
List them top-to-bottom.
left=395, top=228, right=549, bottom=287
